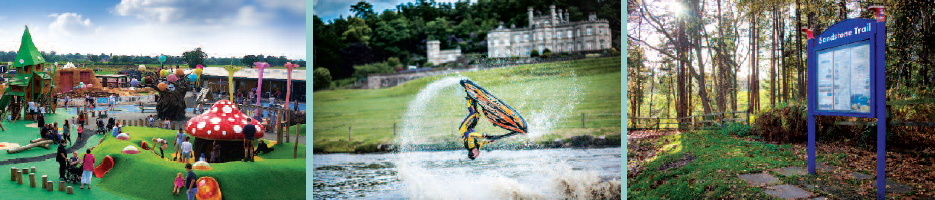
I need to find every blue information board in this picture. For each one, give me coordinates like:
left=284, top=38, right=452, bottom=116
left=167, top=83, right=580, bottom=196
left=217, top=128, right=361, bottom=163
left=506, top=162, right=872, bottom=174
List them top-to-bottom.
left=806, top=17, right=887, bottom=199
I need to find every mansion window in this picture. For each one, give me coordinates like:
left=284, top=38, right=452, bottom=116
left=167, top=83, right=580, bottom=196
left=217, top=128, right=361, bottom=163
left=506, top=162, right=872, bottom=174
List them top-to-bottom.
left=587, top=28, right=592, bottom=35
left=576, top=29, right=580, bottom=37
left=567, top=30, right=572, bottom=38
left=558, top=32, right=562, bottom=38
left=546, top=33, right=551, bottom=39
left=524, top=34, right=529, bottom=42
left=587, top=43, right=592, bottom=50
left=557, top=45, right=562, bottom=52
left=567, top=45, right=573, bottom=52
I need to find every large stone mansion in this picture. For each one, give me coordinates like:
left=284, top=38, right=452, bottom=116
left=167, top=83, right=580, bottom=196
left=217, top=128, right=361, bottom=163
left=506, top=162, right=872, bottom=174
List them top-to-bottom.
left=487, top=5, right=613, bottom=57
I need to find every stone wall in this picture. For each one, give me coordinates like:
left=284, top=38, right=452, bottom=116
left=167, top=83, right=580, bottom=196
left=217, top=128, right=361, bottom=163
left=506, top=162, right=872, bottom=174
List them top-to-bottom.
left=366, top=67, right=477, bottom=89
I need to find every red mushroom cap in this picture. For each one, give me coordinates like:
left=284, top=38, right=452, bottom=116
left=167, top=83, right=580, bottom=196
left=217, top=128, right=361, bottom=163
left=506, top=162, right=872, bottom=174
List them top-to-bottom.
left=185, top=100, right=264, bottom=141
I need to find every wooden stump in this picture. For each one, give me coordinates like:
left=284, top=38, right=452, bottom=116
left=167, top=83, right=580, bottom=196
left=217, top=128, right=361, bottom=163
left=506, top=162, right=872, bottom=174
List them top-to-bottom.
left=31, top=166, right=35, bottom=173
left=10, top=167, right=16, bottom=181
left=16, top=170, right=23, bottom=184
left=29, top=173, right=35, bottom=187
left=41, top=175, right=47, bottom=189
left=46, top=181, right=53, bottom=191
left=59, top=181, right=65, bottom=191
left=66, top=186, right=74, bottom=194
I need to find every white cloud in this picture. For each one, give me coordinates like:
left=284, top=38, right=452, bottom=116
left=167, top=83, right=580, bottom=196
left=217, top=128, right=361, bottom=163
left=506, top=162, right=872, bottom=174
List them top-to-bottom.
left=114, top=0, right=244, bottom=24
left=254, top=0, right=305, bottom=15
left=236, top=6, right=275, bottom=26
left=49, top=13, right=100, bottom=36
left=0, top=16, right=7, bottom=21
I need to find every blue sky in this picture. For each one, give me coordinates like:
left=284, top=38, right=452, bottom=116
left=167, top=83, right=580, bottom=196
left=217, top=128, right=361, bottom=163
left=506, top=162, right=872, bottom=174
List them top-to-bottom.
left=0, top=0, right=306, bottom=60
left=314, top=0, right=471, bottom=22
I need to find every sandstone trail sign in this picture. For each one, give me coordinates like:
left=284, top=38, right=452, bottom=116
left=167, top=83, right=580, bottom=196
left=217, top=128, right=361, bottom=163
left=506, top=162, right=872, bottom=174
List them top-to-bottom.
left=805, top=5, right=887, bottom=199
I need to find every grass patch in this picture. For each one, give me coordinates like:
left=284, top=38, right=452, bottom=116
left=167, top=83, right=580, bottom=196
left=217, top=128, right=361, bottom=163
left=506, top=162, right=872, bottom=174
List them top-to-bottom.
left=314, top=57, right=621, bottom=152
left=89, top=126, right=305, bottom=200
left=628, top=130, right=802, bottom=199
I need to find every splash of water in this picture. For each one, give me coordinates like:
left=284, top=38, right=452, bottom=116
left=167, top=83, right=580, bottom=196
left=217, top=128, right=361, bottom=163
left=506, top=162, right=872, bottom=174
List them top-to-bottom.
left=393, top=67, right=612, bottom=199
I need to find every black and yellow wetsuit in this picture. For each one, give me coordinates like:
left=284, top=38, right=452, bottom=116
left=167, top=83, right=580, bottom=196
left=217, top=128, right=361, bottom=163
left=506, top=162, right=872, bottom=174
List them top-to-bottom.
left=460, top=97, right=519, bottom=150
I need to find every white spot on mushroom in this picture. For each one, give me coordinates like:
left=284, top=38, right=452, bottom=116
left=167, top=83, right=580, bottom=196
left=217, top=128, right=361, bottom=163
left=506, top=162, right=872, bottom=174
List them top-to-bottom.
left=223, top=106, right=232, bottom=113
left=212, top=107, right=218, bottom=113
left=210, top=118, right=221, bottom=124
left=228, top=118, right=235, bottom=122
left=242, top=120, right=247, bottom=124
left=187, top=121, right=192, bottom=126
left=197, top=122, right=206, bottom=129
left=214, top=125, right=220, bottom=131
left=233, top=125, right=242, bottom=133
left=191, top=128, right=196, bottom=133
left=207, top=130, right=211, bottom=135
left=222, top=131, right=226, bottom=136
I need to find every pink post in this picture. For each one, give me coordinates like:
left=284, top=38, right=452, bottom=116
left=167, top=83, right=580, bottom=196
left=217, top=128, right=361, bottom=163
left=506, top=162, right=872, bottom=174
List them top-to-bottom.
left=254, top=62, right=269, bottom=107
left=284, top=62, right=298, bottom=110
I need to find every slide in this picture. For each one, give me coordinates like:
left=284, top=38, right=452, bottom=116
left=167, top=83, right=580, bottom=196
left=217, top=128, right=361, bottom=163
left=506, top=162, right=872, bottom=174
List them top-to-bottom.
left=0, top=88, right=13, bottom=121
left=93, top=155, right=114, bottom=178
left=196, top=177, right=222, bottom=200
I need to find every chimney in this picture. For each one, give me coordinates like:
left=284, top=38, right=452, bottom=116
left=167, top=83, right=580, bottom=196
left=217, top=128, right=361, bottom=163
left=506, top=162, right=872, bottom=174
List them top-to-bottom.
left=550, top=5, right=556, bottom=25
left=528, top=7, right=534, bottom=27
left=557, top=9, right=563, bottom=22
left=564, top=10, right=569, bottom=22
left=589, top=12, right=597, bottom=21
left=499, top=21, right=504, bottom=29
left=511, top=23, right=516, bottom=29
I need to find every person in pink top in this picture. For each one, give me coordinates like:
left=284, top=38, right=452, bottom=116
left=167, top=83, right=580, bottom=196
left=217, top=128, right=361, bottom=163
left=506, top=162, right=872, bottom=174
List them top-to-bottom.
left=80, top=149, right=95, bottom=189
left=173, top=172, right=184, bottom=195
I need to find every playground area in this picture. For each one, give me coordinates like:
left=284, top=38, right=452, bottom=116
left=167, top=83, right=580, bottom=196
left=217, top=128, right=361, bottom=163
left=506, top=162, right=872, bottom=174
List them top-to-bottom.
left=0, top=25, right=307, bottom=199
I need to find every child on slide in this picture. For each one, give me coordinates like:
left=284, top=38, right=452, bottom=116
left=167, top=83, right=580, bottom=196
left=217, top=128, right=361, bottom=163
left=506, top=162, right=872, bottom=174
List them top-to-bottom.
left=459, top=97, right=522, bottom=160
left=173, top=172, right=184, bottom=195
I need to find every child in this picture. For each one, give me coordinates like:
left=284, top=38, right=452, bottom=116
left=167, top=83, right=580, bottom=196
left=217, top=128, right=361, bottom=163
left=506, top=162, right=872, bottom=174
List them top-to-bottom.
left=163, top=118, right=170, bottom=129
left=63, top=121, right=71, bottom=146
left=76, top=125, right=84, bottom=141
left=173, top=172, right=184, bottom=195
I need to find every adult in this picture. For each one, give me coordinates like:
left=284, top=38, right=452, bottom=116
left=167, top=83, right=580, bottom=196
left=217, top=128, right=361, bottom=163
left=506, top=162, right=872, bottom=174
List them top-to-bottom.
left=64, top=95, right=69, bottom=109
left=109, top=95, right=116, bottom=108
left=458, top=97, right=521, bottom=160
left=28, top=101, right=36, bottom=121
left=39, top=103, right=45, bottom=116
left=37, top=109, right=45, bottom=128
left=77, top=111, right=86, bottom=128
left=243, top=118, right=257, bottom=162
left=63, top=121, right=72, bottom=146
left=112, top=122, right=121, bottom=137
left=174, top=129, right=184, bottom=161
left=181, top=136, right=192, bottom=164
left=152, top=138, right=168, bottom=159
left=255, top=140, right=275, bottom=154
left=210, top=141, right=220, bottom=163
left=57, top=143, right=67, bottom=181
left=80, top=149, right=94, bottom=189
left=68, top=152, right=80, bottom=168
left=185, top=164, right=197, bottom=200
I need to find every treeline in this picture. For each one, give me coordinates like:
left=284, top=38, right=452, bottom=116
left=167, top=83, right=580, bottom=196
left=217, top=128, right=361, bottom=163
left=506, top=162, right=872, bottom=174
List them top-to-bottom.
left=314, top=0, right=621, bottom=83
left=0, top=51, right=304, bottom=68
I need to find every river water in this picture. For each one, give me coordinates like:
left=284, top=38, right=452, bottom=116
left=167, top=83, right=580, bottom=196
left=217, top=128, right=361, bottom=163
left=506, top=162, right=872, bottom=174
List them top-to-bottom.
left=313, top=147, right=621, bottom=199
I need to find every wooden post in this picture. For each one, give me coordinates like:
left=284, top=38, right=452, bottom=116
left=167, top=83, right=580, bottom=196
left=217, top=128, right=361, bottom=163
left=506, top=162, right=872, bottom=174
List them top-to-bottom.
left=285, top=113, right=291, bottom=143
left=581, top=113, right=586, bottom=128
left=294, top=123, right=300, bottom=159
left=393, top=123, right=396, bottom=136
left=348, top=126, right=352, bottom=140
left=30, top=166, right=35, bottom=173
left=10, top=167, right=16, bottom=181
left=17, top=170, right=23, bottom=184
left=29, top=173, right=35, bottom=187
left=41, top=175, right=47, bottom=189
left=59, top=180, right=65, bottom=191
left=46, top=181, right=53, bottom=191
left=66, top=186, right=74, bottom=194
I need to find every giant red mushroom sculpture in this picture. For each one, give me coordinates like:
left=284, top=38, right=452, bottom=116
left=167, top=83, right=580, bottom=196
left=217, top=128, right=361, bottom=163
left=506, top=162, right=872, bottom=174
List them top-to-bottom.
left=185, top=100, right=264, bottom=162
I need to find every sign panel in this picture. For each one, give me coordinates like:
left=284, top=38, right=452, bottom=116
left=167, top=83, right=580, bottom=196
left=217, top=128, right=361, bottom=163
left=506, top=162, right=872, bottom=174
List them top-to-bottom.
left=816, top=40, right=871, bottom=113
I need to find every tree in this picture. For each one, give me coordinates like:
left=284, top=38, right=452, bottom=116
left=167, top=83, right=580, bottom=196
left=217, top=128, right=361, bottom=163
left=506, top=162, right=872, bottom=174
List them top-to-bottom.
left=350, top=1, right=374, bottom=19
left=343, top=17, right=372, bottom=45
left=182, top=48, right=207, bottom=68
left=541, top=48, right=551, bottom=58
left=530, top=49, right=539, bottom=57
left=242, top=55, right=260, bottom=67
left=313, top=67, right=332, bottom=91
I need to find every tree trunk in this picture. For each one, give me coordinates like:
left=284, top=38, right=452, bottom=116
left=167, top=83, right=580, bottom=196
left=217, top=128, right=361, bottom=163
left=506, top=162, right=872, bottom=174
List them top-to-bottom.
left=796, top=0, right=805, bottom=100
left=143, top=76, right=192, bottom=121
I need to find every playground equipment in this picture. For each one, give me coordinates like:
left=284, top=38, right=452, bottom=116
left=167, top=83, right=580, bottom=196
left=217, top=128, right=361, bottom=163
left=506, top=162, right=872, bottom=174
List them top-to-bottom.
left=0, top=26, right=57, bottom=128
left=6, top=139, right=51, bottom=154
left=93, top=155, right=114, bottom=178
left=196, top=177, right=222, bottom=200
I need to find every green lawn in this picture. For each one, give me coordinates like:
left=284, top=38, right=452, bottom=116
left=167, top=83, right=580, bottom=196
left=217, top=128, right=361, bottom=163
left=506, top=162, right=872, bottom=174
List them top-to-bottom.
left=314, top=57, right=621, bottom=152
left=86, top=126, right=305, bottom=200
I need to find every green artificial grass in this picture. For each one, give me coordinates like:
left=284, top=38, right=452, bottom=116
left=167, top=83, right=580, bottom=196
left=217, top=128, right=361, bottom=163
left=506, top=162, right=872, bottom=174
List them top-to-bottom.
left=313, top=57, right=621, bottom=152
left=1, top=109, right=75, bottom=160
left=86, top=126, right=305, bottom=200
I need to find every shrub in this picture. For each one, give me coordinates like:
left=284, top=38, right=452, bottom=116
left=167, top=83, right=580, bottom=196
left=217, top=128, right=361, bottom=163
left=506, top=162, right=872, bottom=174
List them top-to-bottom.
left=530, top=49, right=540, bottom=57
left=313, top=67, right=332, bottom=91
left=754, top=104, right=806, bottom=142
left=719, top=122, right=752, bottom=137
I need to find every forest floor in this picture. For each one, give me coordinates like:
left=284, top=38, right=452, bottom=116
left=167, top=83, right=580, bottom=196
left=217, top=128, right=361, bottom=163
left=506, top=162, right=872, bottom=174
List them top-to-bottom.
left=627, top=130, right=935, bottom=199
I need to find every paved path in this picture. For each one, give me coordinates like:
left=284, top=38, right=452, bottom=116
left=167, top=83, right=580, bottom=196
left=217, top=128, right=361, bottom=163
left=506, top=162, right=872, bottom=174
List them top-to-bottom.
left=0, top=132, right=94, bottom=165
left=738, top=162, right=912, bottom=199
